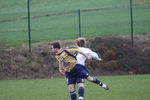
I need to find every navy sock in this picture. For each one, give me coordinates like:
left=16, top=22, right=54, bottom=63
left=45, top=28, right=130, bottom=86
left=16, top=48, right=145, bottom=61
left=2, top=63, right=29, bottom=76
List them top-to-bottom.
left=92, top=78, right=103, bottom=86
left=78, top=87, right=84, bottom=98
left=70, top=91, right=77, bottom=100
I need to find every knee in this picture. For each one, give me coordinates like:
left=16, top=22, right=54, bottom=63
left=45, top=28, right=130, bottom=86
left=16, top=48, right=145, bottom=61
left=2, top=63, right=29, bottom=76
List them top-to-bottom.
left=86, top=76, right=94, bottom=82
left=78, top=83, right=84, bottom=88
left=68, top=85, right=76, bottom=92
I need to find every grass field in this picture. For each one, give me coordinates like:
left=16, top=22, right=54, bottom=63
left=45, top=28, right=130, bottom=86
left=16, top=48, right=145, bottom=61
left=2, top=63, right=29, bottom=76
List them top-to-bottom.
left=0, top=0, right=150, bottom=44
left=0, top=75, right=150, bottom=100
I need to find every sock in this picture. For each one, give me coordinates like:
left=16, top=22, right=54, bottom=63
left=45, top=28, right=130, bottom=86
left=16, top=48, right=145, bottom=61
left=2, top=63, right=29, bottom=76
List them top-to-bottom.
left=92, top=77, right=104, bottom=86
left=101, top=83, right=107, bottom=88
left=78, top=87, right=84, bottom=99
left=70, top=91, right=77, bottom=100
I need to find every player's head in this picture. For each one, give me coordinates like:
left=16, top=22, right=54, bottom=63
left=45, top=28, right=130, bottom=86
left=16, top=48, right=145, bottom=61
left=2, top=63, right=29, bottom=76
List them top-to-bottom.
left=75, top=37, right=86, bottom=47
left=50, top=42, right=61, bottom=52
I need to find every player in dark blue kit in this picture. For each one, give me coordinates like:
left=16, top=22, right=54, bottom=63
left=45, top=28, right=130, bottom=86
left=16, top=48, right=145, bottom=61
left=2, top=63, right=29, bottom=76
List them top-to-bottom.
left=51, top=42, right=109, bottom=100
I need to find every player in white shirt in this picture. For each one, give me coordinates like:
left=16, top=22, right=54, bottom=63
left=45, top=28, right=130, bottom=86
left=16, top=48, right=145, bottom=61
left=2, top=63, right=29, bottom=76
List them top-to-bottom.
left=75, top=38, right=108, bottom=100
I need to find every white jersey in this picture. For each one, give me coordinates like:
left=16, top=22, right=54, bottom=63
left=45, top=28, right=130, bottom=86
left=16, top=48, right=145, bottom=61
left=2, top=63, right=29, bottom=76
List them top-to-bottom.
left=77, top=47, right=101, bottom=66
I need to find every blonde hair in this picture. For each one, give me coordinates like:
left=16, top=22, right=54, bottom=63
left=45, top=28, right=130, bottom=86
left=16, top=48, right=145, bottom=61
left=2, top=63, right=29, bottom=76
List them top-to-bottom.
left=75, top=37, right=86, bottom=47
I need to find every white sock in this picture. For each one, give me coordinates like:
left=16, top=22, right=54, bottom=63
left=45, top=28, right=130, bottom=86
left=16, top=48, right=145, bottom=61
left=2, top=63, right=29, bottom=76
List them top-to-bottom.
left=102, top=84, right=107, bottom=88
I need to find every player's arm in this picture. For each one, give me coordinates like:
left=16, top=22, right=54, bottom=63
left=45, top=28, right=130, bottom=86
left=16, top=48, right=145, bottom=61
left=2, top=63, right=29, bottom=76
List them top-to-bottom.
left=80, top=47, right=102, bottom=61
left=77, top=49, right=92, bottom=60
left=88, top=51, right=102, bottom=61
left=56, top=56, right=65, bottom=75
left=58, top=63, right=65, bottom=75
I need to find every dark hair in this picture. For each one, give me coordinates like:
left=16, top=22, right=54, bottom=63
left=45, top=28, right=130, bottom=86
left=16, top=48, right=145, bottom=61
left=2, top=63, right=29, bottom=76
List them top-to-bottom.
left=51, top=42, right=61, bottom=49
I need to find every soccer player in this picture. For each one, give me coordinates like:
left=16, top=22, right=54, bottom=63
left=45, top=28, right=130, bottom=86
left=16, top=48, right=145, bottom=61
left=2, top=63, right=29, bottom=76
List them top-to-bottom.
left=75, top=37, right=106, bottom=100
left=76, top=37, right=102, bottom=65
left=50, top=42, right=109, bottom=100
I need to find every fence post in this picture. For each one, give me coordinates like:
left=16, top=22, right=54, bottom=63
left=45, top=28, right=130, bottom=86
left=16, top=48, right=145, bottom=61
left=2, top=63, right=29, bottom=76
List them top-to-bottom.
left=27, top=0, right=31, bottom=52
left=129, top=0, right=134, bottom=47
left=78, top=9, right=81, bottom=37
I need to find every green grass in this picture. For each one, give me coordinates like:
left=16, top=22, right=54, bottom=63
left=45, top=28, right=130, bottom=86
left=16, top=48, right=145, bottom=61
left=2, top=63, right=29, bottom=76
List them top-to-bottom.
left=0, top=0, right=150, bottom=44
left=0, top=0, right=149, bottom=13
left=0, top=75, right=150, bottom=100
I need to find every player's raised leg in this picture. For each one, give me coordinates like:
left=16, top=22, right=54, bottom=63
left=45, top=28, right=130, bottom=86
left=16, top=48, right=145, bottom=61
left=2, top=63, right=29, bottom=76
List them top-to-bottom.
left=86, top=76, right=109, bottom=90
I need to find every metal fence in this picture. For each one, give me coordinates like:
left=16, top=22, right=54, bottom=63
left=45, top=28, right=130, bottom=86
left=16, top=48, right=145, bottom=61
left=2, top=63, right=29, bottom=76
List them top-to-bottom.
left=0, top=0, right=150, bottom=52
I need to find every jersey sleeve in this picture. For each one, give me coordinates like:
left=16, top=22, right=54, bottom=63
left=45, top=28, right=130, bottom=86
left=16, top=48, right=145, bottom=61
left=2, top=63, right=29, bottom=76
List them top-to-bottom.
left=79, top=47, right=101, bottom=60
left=67, top=48, right=80, bottom=54
left=87, top=51, right=101, bottom=60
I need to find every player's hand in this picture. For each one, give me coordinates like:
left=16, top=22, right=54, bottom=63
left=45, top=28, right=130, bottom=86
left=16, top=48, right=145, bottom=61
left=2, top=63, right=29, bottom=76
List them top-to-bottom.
left=87, top=55, right=92, bottom=61
left=98, top=58, right=104, bottom=63
left=98, top=58, right=102, bottom=61
left=59, top=69, right=65, bottom=75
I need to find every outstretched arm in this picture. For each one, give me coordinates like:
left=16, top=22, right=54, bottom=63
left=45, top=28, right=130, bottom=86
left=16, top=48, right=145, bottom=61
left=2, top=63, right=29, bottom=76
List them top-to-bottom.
left=78, top=47, right=102, bottom=61
left=78, top=50, right=92, bottom=60
left=88, top=51, right=102, bottom=61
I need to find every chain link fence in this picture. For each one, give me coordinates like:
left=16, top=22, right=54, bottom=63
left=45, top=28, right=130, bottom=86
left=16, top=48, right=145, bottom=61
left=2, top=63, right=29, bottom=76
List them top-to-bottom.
left=0, top=0, right=150, bottom=49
